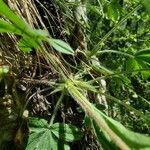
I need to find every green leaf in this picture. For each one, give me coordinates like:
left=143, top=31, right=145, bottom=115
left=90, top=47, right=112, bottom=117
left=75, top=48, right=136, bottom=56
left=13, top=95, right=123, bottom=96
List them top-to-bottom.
left=0, top=0, right=31, bottom=33
left=106, top=0, right=121, bottom=22
left=142, top=0, right=150, bottom=15
left=0, top=1, right=49, bottom=42
left=0, top=1, right=73, bottom=56
left=87, top=4, right=101, bottom=15
left=0, top=19, right=21, bottom=34
left=34, top=29, right=49, bottom=40
left=18, top=36, right=39, bottom=53
left=48, top=39, right=74, bottom=55
left=130, top=49, right=150, bottom=79
left=135, top=49, right=150, bottom=64
left=135, top=49, right=150, bottom=56
left=126, top=56, right=150, bottom=79
left=126, top=58, right=140, bottom=75
left=135, top=59, right=150, bottom=80
left=92, top=64, right=113, bottom=76
left=75, top=80, right=97, bottom=93
left=67, top=81, right=150, bottom=149
left=100, top=112, right=150, bottom=149
left=84, top=115, right=92, bottom=129
left=29, top=117, right=49, bottom=128
left=27, top=118, right=70, bottom=150
left=93, top=121, right=119, bottom=150
left=50, top=123, right=83, bottom=142
left=26, top=129, right=53, bottom=150
left=26, top=131, right=70, bottom=150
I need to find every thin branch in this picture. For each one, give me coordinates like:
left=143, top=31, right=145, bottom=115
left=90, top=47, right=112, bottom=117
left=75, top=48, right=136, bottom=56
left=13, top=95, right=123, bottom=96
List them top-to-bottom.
left=90, top=4, right=142, bottom=57
left=49, top=92, right=64, bottom=125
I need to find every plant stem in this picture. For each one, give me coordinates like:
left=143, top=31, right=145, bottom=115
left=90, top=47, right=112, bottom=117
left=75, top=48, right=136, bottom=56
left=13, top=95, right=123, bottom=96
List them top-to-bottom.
left=90, top=4, right=142, bottom=57
left=97, top=50, right=134, bottom=58
left=88, top=68, right=150, bottom=84
left=67, top=80, right=130, bottom=150
left=49, top=92, right=64, bottom=125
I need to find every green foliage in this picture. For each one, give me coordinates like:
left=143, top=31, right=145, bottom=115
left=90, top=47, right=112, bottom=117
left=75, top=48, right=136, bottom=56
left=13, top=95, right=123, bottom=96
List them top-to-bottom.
left=0, top=0, right=74, bottom=55
left=0, top=0, right=150, bottom=149
left=105, top=0, right=121, bottom=22
left=142, top=0, right=150, bottom=14
left=0, top=19, right=21, bottom=34
left=18, top=36, right=40, bottom=53
left=48, top=39, right=74, bottom=55
left=126, top=49, right=150, bottom=79
left=135, top=49, right=150, bottom=64
left=66, top=79, right=150, bottom=149
left=99, top=109, right=150, bottom=149
left=26, top=117, right=83, bottom=150
left=93, top=121, right=119, bottom=150
left=50, top=123, right=83, bottom=142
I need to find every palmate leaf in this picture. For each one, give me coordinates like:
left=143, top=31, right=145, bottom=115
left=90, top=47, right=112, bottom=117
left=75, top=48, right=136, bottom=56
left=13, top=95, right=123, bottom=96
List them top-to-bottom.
left=29, top=117, right=49, bottom=128
left=27, top=118, right=82, bottom=149
left=27, top=119, right=71, bottom=150
left=50, top=123, right=83, bottom=142
left=26, top=129, right=70, bottom=150
left=26, top=130, right=52, bottom=150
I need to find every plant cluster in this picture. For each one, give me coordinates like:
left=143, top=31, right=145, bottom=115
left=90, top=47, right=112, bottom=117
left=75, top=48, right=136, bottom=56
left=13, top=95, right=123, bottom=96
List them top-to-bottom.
left=0, top=0, right=150, bottom=149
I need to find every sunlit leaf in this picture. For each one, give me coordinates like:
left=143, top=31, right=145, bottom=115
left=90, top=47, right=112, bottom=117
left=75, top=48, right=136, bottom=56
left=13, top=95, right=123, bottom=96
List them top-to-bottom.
left=0, top=0, right=31, bottom=33
left=105, top=0, right=121, bottom=22
left=0, top=19, right=21, bottom=34
left=48, top=39, right=74, bottom=55
left=126, top=58, right=140, bottom=75
left=27, top=118, right=70, bottom=150
left=26, top=129, right=52, bottom=150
